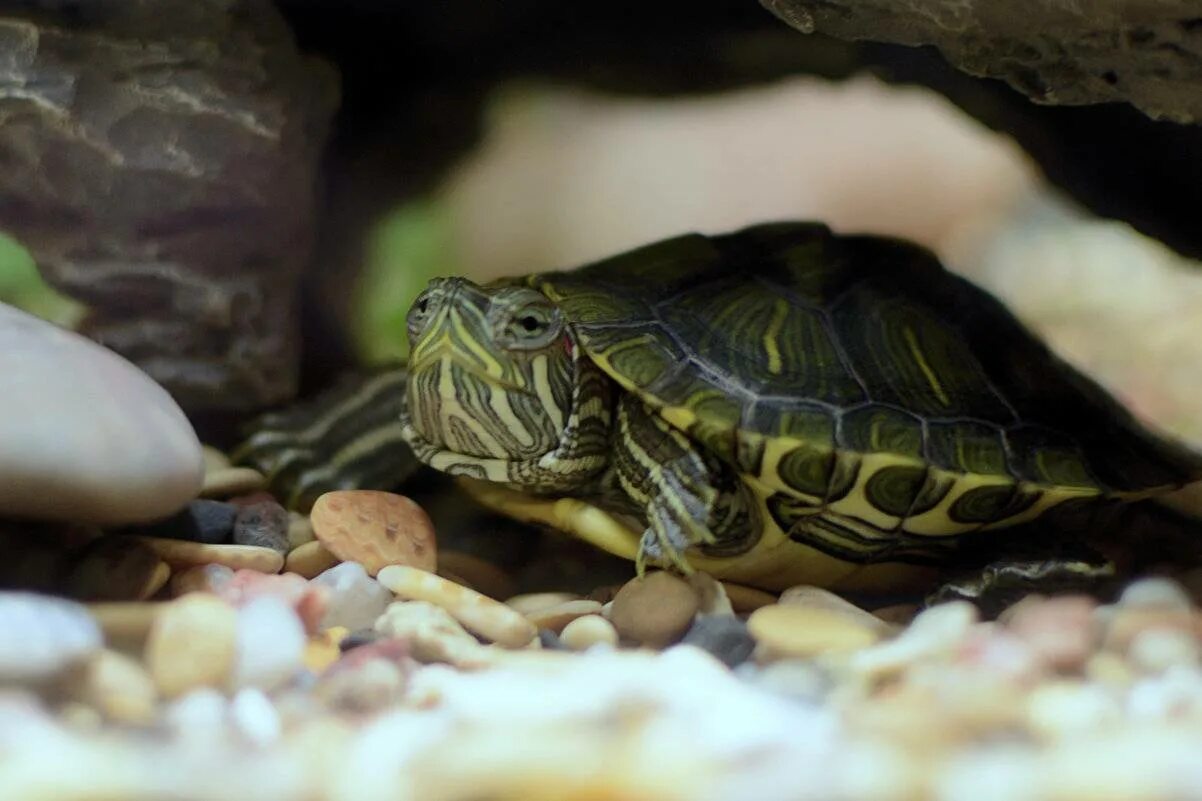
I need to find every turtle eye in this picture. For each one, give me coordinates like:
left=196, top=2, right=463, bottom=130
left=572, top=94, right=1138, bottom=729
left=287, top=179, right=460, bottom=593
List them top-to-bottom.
left=407, top=292, right=433, bottom=338
left=504, top=302, right=562, bottom=350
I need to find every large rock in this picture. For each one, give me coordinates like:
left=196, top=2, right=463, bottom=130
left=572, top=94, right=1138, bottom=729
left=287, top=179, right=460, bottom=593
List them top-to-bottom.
left=0, top=0, right=338, bottom=411
left=762, top=0, right=1202, bottom=123
left=0, top=302, right=203, bottom=526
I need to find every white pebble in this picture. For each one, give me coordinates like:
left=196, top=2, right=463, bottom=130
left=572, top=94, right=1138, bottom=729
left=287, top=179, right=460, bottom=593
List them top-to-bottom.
left=311, top=562, right=394, bottom=630
left=1119, top=577, right=1192, bottom=611
left=0, top=592, right=101, bottom=683
left=229, top=596, right=305, bottom=691
left=230, top=688, right=281, bottom=747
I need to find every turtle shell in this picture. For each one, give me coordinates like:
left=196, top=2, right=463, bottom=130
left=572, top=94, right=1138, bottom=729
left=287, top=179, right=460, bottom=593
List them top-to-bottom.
left=529, top=222, right=1202, bottom=537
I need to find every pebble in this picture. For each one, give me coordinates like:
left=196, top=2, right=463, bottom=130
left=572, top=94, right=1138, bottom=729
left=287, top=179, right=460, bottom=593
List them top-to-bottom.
left=0, top=302, right=204, bottom=526
left=202, top=445, right=232, bottom=473
left=200, top=466, right=267, bottom=499
left=311, top=490, right=437, bottom=575
left=128, top=499, right=238, bottom=545
left=232, top=500, right=291, bottom=554
left=287, top=512, right=316, bottom=550
left=64, top=536, right=170, bottom=601
left=134, top=536, right=285, bottom=573
left=285, top=540, right=341, bottom=578
left=437, top=550, right=516, bottom=600
left=311, top=562, right=394, bottom=631
left=169, top=563, right=236, bottom=596
left=377, top=565, right=536, bottom=648
left=215, top=570, right=329, bottom=634
left=608, top=571, right=700, bottom=648
left=688, top=572, right=734, bottom=616
left=1119, top=577, right=1193, bottom=611
left=719, top=581, right=778, bottom=613
left=778, top=585, right=896, bottom=636
left=0, top=592, right=102, bottom=683
left=505, top=592, right=581, bottom=617
left=144, top=594, right=238, bottom=698
left=1004, top=594, right=1098, bottom=671
left=229, top=596, right=306, bottom=691
left=526, top=600, right=605, bottom=633
left=86, top=601, right=162, bottom=652
left=374, top=601, right=488, bottom=665
left=850, top=601, right=979, bottom=677
left=748, top=603, right=881, bottom=659
left=872, top=603, right=921, bottom=626
left=559, top=615, right=620, bottom=650
left=681, top=615, right=757, bottom=667
left=304, top=627, right=348, bottom=673
left=1128, top=628, right=1199, bottom=673
left=339, top=629, right=382, bottom=653
left=76, top=649, right=158, bottom=725
left=316, top=656, right=406, bottom=713
left=230, top=688, right=282, bottom=747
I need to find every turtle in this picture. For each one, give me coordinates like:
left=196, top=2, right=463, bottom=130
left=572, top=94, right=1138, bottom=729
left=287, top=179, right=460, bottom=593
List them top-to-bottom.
left=237, top=222, right=1202, bottom=604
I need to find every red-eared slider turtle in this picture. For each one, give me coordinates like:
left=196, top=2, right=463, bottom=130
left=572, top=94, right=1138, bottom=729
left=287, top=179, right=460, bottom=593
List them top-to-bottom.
left=238, top=223, right=1202, bottom=603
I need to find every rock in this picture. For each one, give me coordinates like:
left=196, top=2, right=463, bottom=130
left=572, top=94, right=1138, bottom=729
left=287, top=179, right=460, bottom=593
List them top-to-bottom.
left=0, top=2, right=337, bottom=411
left=0, top=303, right=203, bottom=526
left=201, top=446, right=231, bottom=474
left=200, top=468, right=267, bottom=500
left=311, top=491, right=437, bottom=576
left=129, top=500, right=238, bottom=545
left=232, top=500, right=291, bottom=554
left=287, top=512, right=316, bottom=550
left=64, top=536, right=170, bottom=601
left=134, top=537, right=285, bottom=573
left=285, top=541, right=342, bottom=579
left=436, top=550, right=516, bottom=600
left=310, top=562, right=394, bottom=632
left=169, top=564, right=236, bottom=597
left=377, top=565, right=536, bottom=648
left=214, top=570, right=328, bottom=634
left=609, top=572, right=700, bottom=648
left=687, top=573, right=734, bottom=616
left=1119, top=577, right=1193, bottom=611
left=718, top=581, right=778, bottom=613
left=778, top=586, right=897, bottom=636
left=0, top=592, right=102, bottom=683
left=505, top=592, right=582, bottom=617
left=145, top=594, right=238, bottom=698
left=1004, top=595, right=1098, bottom=672
left=229, top=596, right=306, bottom=691
left=526, top=600, right=605, bottom=634
left=86, top=601, right=162, bottom=654
left=374, top=601, right=489, bottom=666
left=851, top=601, right=979, bottom=677
left=871, top=603, right=921, bottom=626
left=748, top=604, right=881, bottom=659
left=559, top=615, right=620, bottom=651
left=681, top=616, right=757, bottom=667
left=304, top=627, right=347, bottom=674
left=1128, top=628, right=1200, bottom=673
left=339, top=629, right=383, bottom=653
left=76, top=649, right=158, bottom=725
left=316, top=656, right=406, bottom=714
left=1026, top=680, right=1123, bottom=740
left=230, top=688, right=282, bottom=748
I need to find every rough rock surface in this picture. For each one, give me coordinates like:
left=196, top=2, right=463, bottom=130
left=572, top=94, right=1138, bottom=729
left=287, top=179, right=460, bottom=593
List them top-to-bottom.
left=0, top=0, right=338, bottom=411
left=762, top=0, right=1202, bottom=123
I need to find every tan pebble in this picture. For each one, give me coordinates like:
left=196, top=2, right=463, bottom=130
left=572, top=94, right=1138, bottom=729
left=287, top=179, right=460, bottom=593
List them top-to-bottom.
left=201, top=445, right=232, bottom=473
left=200, top=466, right=266, bottom=499
left=311, top=491, right=437, bottom=575
left=287, top=512, right=316, bottom=550
left=65, top=537, right=167, bottom=602
left=134, top=537, right=284, bottom=573
left=285, top=540, right=341, bottom=579
left=436, top=550, right=515, bottom=600
left=140, top=562, right=171, bottom=600
left=169, top=563, right=236, bottom=597
left=378, top=565, right=536, bottom=648
left=609, top=571, right=699, bottom=648
left=688, top=573, right=734, bottom=616
left=1118, top=577, right=1192, bottom=611
left=719, top=581, right=777, bottom=613
left=778, top=585, right=896, bottom=636
left=505, top=592, right=581, bottom=617
left=145, top=594, right=238, bottom=698
left=1004, top=595, right=1098, bottom=672
left=374, top=600, right=491, bottom=665
left=526, top=600, right=604, bottom=633
left=850, top=601, right=978, bottom=677
left=87, top=602, right=163, bottom=652
left=749, top=603, right=880, bottom=658
left=872, top=603, right=920, bottom=626
left=1104, top=606, right=1193, bottom=654
left=560, top=614, right=619, bottom=650
left=304, top=626, right=348, bottom=673
left=1128, top=628, right=1200, bottom=673
left=77, top=649, right=158, bottom=724
left=1085, top=651, right=1134, bottom=687
left=317, top=656, right=406, bottom=713
left=1026, top=680, right=1122, bottom=740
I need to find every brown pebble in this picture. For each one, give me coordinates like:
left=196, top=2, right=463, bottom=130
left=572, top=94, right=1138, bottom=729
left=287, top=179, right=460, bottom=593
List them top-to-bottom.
left=200, top=466, right=266, bottom=499
left=311, top=491, right=437, bottom=576
left=287, top=512, right=316, bottom=550
left=133, top=537, right=284, bottom=573
left=285, top=541, right=342, bottom=579
left=436, top=550, right=516, bottom=600
left=377, top=565, right=536, bottom=648
left=608, top=571, right=699, bottom=648
left=688, top=573, right=734, bottom=616
left=719, top=581, right=778, bottom=613
left=779, top=585, right=896, bottom=636
left=505, top=592, right=581, bottom=617
left=144, top=594, right=238, bottom=698
left=526, top=600, right=604, bottom=634
left=748, top=603, right=881, bottom=658
left=560, top=615, right=620, bottom=650
left=77, top=649, right=158, bottom=724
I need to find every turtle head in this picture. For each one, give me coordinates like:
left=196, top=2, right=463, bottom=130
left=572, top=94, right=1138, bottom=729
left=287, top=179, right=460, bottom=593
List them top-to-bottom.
left=402, top=277, right=577, bottom=463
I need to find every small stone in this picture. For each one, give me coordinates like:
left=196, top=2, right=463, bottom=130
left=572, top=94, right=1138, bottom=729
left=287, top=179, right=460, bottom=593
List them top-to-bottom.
left=0, top=303, right=204, bottom=526
left=202, top=445, right=232, bottom=473
left=200, top=466, right=267, bottom=499
left=311, top=490, right=437, bottom=575
left=130, top=499, right=238, bottom=545
left=232, top=500, right=291, bottom=554
left=287, top=512, right=316, bottom=550
left=64, top=536, right=169, bottom=601
left=134, top=537, right=285, bottom=573
left=285, top=540, right=341, bottom=578
left=436, top=550, right=515, bottom=600
left=311, top=562, right=394, bottom=631
left=169, top=563, right=236, bottom=597
left=377, top=565, right=536, bottom=648
left=214, top=570, right=328, bottom=633
left=609, top=571, right=700, bottom=648
left=687, top=572, right=734, bottom=616
left=1118, top=577, right=1192, bottom=611
left=718, top=581, right=778, bottom=613
left=778, top=585, right=896, bottom=636
left=0, top=592, right=102, bottom=683
left=505, top=592, right=581, bottom=616
left=145, top=594, right=238, bottom=698
left=1004, top=595, right=1098, bottom=672
left=229, top=596, right=306, bottom=691
left=526, top=600, right=604, bottom=633
left=374, top=601, right=489, bottom=665
left=850, top=601, right=979, bottom=677
left=87, top=602, right=162, bottom=653
left=748, top=603, right=880, bottom=659
left=871, top=603, right=920, bottom=626
left=559, top=615, right=620, bottom=651
left=681, top=616, right=756, bottom=667
left=304, top=627, right=348, bottom=673
left=537, top=628, right=565, bottom=649
left=1128, top=628, right=1200, bottom=673
left=339, top=629, right=382, bottom=653
left=76, top=649, right=158, bottom=725
left=316, top=656, right=405, bottom=713
left=746, top=660, right=833, bottom=703
left=1026, top=680, right=1122, bottom=740
left=164, top=688, right=229, bottom=743
left=230, top=688, right=281, bottom=747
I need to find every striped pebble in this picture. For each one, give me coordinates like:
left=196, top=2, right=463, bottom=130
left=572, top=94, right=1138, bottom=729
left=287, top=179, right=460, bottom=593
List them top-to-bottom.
left=134, top=537, right=284, bottom=573
left=376, top=565, right=536, bottom=648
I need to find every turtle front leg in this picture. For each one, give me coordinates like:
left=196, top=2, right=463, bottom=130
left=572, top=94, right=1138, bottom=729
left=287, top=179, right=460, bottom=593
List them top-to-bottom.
left=612, top=397, right=754, bottom=573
